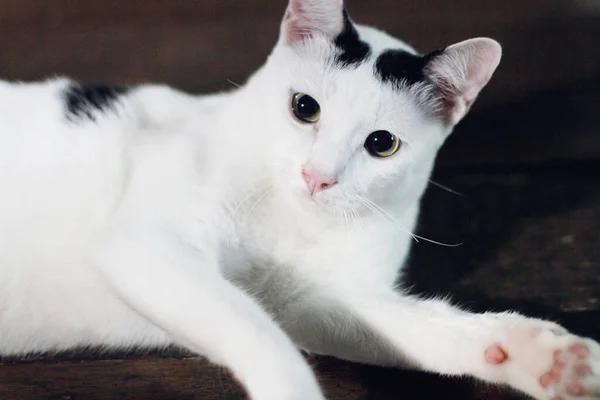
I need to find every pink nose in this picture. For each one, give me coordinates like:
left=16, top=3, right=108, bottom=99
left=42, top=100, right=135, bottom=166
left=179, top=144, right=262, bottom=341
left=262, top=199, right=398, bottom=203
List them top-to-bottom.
left=302, top=167, right=337, bottom=196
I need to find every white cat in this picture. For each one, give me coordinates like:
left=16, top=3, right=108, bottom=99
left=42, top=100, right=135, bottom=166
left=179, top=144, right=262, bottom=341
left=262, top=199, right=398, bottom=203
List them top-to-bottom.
left=0, top=1, right=598, bottom=399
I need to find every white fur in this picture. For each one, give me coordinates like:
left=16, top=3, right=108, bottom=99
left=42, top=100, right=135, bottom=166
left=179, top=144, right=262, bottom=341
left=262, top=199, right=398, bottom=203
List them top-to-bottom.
left=0, top=1, right=598, bottom=400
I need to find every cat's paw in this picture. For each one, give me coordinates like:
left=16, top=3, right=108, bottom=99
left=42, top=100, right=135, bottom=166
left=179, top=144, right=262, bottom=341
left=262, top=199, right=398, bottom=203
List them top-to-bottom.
left=485, top=316, right=600, bottom=400
left=539, top=339, right=600, bottom=400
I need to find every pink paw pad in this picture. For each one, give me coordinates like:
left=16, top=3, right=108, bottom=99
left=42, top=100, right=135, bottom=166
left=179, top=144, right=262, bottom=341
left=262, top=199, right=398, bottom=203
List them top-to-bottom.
left=542, top=343, right=593, bottom=396
left=569, top=343, right=589, bottom=359
left=485, top=344, right=508, bottom=365
left=540, top=356, right=567, bottom=388
left=574, top=364, right=592, bottom=377
left=540, top=368, right=562, bottom=388
left=565, top=381, right=585, bottom=396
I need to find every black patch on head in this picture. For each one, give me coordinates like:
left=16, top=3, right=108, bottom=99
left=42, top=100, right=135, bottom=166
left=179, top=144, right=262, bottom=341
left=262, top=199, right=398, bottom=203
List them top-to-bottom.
left=333, top=10, right=371, bottom=66
left=375, top=49, right=443, bottom=87
left=64, top=83, right=128, bottom=122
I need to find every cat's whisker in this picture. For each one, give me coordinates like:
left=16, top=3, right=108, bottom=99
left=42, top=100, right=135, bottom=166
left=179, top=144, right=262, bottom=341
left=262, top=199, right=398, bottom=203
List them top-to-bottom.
left=226, top=79, right=242, bottom=88
left=429, top=179, right=463, bottom=196
left=230, top=183, right=272, bottom=220
left=227, top=184, right=274, bottom=248
left=226, top=186, right=271, bottom=247
left=243, top=186, right=274, bottom=220
left=337, top=194, right=361, bottom=233
left=355, top=194, right=462, bottom=248
left=353, top=195, right=396, bottom=230
left=361, top=195, right=462, bottom=247
left=357, top=196, right=401, bottom=226
left=358, top=196, right=399, bottom=233
left=350, top=204, right=365, bottom=233
left=347, top=206, right=357, bottom=231
left=347, top=207, right=357, bottom=229
left=342, top=210, right=350, bottom=233
left=410, top=234, right=463, bottom=247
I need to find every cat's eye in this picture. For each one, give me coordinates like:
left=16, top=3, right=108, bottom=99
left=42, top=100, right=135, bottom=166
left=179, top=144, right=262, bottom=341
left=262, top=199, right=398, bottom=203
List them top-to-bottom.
left=292, top=92, right=321, bottom=123
left=364, top=130, right=401, bottom=158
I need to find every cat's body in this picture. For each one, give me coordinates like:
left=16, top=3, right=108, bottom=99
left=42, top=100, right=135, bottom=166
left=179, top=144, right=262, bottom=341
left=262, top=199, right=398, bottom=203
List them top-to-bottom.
left=1, top=2, right=599, bottom=400
left=0, top=76, right=412, bottom=355
left=0, top=80, right=206, bottom=353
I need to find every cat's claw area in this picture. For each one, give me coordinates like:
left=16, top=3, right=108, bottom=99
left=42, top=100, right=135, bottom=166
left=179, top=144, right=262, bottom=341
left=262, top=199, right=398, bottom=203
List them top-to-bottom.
left=485, top=319, right=600, bottom=400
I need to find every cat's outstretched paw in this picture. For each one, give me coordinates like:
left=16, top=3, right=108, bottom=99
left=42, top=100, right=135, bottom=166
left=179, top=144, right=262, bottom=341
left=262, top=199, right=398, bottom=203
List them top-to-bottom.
left=483, top=316, right=600, bottom=400
left=539, top=339, right=600, bottom=400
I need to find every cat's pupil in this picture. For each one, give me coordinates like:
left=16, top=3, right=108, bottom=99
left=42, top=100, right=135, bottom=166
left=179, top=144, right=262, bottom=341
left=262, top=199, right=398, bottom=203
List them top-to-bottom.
left=292, top=93, right=321, bottom=123
left=297, top=97, right=317, bottom=116
left=364, top=130, right=400, bottom=158
left=369, top=132, right=393, bottom=153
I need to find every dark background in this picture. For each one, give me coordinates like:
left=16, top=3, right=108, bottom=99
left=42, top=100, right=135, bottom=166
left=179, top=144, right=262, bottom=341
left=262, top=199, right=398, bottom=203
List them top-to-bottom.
left=0, top=0, right=599, bottom=167
left=1, top=1, right=599, bottom=399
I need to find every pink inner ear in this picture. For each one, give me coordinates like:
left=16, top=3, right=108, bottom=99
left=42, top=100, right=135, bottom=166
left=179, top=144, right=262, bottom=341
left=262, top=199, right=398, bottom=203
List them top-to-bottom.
left=281, top=0, right=345, bottom=46
left=284, top=1, right=307, bottom=44
left=286, top=18, right=311, bottom=44
left=286, top=23, right=309, bottom=45
left=426, top=38, right=502, bottom=124
left=461, top=44, right=502, bottom=104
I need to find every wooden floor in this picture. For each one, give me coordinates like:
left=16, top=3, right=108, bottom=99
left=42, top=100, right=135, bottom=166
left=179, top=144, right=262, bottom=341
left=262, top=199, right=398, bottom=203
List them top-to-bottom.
left=1, top=162, right=599, bottom=400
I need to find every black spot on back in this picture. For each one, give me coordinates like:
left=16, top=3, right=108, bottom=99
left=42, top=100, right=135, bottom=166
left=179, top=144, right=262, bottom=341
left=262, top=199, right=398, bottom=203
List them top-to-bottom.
left=333, top=10, right=371, bottom=66
left=375, top=49, right=443, bottom=87
left=64, top=83, right=128, bottom=122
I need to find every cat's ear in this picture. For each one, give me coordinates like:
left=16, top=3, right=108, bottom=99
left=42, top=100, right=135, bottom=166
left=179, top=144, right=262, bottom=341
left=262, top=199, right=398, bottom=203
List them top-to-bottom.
left=279, top=0, right=346, bottom=46
left=424, top=38, right=502, bottom=125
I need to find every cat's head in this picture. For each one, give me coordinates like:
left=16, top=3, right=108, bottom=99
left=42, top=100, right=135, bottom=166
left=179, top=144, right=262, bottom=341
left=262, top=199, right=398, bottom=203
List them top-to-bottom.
left=242, top=0, right=501, bottom=214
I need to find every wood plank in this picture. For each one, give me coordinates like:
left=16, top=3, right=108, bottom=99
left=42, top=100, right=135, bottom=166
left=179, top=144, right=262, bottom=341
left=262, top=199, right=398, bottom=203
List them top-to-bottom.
left=1, top=354, right=532, bottom=400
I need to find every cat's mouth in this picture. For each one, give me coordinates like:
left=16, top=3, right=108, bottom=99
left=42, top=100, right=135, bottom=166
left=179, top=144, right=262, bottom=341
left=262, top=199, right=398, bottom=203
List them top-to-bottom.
left=299, top=187, right=359, bottom=214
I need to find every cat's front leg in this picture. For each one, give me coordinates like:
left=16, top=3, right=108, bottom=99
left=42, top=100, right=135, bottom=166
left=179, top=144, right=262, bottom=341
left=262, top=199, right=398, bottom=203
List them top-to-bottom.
left=91, top=226, right=325, bottom=400
left=267, top=280, right=599, bottom=400
left=366, top=299, right=600, bottom=400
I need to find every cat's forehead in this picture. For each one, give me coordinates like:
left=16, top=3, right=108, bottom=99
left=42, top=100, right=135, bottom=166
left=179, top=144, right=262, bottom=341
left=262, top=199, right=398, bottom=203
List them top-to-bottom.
left=332, top=16, right=432, bottom=89
left=286, top=20, right=433, bottom=108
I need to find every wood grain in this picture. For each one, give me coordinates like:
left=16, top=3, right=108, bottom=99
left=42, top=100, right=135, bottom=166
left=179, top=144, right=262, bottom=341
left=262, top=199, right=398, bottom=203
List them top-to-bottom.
left=1, top=354, right=529, bottom=400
